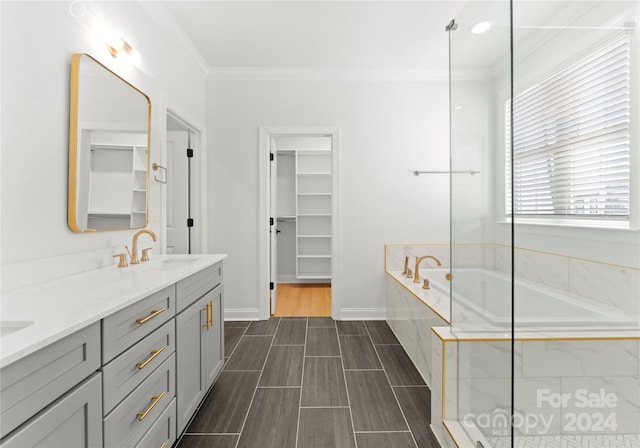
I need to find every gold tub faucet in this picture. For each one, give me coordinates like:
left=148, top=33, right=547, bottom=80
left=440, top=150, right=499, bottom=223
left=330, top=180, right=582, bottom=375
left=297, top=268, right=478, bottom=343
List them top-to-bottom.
left=130, top=229, right=157, bottom=264
left=413, top=255, right=441, bottom=283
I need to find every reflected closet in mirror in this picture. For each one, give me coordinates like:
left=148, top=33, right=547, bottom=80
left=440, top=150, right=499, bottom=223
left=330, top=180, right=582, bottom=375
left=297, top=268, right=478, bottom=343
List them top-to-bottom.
left=68, top=53, right=151, bottom=232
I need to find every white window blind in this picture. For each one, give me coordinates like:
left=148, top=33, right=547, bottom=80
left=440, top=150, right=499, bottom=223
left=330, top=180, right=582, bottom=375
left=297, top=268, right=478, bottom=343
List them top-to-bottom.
left=506, top=35, right=631, bottom=219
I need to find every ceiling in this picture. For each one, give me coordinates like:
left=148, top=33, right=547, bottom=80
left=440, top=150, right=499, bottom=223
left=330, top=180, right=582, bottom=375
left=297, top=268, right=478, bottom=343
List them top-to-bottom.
left=160, top=1, right=635, bottom=75
left=161, top=1, right=465, bottom=72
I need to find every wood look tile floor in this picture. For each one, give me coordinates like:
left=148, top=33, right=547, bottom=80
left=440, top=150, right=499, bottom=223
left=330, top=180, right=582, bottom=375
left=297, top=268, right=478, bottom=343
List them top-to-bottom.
left=274, top=284, right=331, bottom=317
left=177, top=319, right=439, bottom=448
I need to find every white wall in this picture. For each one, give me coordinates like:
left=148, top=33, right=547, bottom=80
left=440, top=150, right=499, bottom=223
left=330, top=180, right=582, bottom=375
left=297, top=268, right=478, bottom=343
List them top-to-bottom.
left=491, top=1, right=640, bottom=268
left=0, top=2, right=206, bottom=288
left=207, top=79, right=451, bottom=319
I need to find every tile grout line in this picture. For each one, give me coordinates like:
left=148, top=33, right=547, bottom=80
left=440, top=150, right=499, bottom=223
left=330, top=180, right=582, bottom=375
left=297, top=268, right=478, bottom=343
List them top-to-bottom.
left=294, top=317, right=308, bottom=448
left=233, top=319, right=280, bottom=448
left=364, top=322, right=420, bottom=448
left=336, top=323, right=360, bottom=448
left=300, top=405, right=351, bottom=409
left=354, top=430, right=414, bottom=434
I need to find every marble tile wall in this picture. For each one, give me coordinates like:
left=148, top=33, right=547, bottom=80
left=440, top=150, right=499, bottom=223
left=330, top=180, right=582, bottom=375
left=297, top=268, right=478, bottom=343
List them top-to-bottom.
left=493, top=245, right=640, bottom=316
left=385, top=275, right=449, bottom=387
left=431, top=337, right=640, bottom=440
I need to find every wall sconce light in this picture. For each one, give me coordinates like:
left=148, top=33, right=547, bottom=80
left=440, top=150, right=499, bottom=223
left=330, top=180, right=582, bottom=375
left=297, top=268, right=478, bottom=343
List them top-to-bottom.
left=107, top=37, right=134, bottom=58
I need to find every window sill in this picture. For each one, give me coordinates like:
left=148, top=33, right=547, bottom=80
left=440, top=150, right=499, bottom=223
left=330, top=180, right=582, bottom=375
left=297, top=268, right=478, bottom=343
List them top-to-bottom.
left=496, top=218, right=635, bottom=231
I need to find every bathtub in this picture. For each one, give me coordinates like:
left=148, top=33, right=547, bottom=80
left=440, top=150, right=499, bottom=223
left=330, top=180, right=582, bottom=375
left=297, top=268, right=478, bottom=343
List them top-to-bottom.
left=420, top=268, right=638, bottom=327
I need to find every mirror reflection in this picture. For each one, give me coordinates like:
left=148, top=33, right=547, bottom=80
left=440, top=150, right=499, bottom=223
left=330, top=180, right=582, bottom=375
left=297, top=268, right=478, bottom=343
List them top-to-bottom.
left=68, top=53, right=151, bottom=232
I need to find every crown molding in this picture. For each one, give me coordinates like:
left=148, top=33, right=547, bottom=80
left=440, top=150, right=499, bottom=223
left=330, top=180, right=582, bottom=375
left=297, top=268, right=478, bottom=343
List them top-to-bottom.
left=138, top=2, right=210, bottom=78
left=208, top=67, right=492, bottom=82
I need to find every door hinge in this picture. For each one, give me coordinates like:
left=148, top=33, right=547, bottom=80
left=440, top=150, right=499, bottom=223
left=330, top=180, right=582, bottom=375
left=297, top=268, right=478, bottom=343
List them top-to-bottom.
left=187, top=148, right=194, bottom=158
left=270, top=152, right=274, bottom=161
left=270, top=217, right=274, bottom=226
left=187, top=218, right=194, bottom=227
left=270, top=282, right=274, bottom=290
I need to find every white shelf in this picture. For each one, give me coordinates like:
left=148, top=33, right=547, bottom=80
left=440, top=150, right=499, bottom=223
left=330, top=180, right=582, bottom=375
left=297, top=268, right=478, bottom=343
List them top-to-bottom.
left=277, top=149, right=332, bottom=281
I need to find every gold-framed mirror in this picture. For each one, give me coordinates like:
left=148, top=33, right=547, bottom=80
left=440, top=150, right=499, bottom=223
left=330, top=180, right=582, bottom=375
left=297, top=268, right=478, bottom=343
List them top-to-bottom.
left=68, top=53, right=151, bottom=233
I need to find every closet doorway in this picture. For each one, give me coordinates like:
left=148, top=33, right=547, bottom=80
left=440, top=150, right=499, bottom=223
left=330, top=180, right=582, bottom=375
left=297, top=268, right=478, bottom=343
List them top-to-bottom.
left=165, top=112, right=202, bottom=254
left=259, top=127, right=340, bottom=320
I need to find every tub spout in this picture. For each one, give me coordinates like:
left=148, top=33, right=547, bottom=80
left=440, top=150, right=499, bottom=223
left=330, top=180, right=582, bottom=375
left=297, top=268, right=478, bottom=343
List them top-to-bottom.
left=413, top=256, right=441, bottom=283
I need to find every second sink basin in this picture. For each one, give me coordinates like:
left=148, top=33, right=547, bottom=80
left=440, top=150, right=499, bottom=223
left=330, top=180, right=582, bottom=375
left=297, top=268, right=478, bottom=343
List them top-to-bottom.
left=0, top=320, right=34, bottom=338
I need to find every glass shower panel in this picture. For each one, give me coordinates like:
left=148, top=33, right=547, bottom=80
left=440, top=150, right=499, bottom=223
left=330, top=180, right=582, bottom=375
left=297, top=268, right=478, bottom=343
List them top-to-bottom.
left=449, top=1, right=513, bottom=446
left=511, top=2, right=640, bottom=448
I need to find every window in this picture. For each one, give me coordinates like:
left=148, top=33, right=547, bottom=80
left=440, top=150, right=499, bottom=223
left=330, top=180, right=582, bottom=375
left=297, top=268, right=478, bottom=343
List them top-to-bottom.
left=506, top=35, right=631, bottom=220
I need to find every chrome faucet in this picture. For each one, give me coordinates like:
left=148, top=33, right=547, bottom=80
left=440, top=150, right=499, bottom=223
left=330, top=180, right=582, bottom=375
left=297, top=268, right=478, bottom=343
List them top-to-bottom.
left=130, top=229, right=157, bottom=264
left=413, top=255, right=441, bottom=283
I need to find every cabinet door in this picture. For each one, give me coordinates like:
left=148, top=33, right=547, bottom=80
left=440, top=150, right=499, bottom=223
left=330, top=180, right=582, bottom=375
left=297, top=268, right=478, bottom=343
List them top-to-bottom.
left=204, top=285, right=224, bottom=390
left=175, top=293, right=207, bottom=435
left=1, top=373, right=102, bottom=448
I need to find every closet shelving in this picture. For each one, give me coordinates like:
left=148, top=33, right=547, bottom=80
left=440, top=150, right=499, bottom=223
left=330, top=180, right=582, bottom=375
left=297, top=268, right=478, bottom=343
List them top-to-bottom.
left=86, top=132, right=147, bottom=229
left=276, top=149, right=332, bottom=281
left=295, top=150, right=331, bottom=279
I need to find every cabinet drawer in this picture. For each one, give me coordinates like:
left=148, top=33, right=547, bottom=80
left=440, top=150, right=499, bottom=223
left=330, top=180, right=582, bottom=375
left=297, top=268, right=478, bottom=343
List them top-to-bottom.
left=176, top=262, right=222, bottom=312
left=103, top=285, right=175, bottom=363
left=103, top=319, right=175, bottom=414
left=0, top=322, right=100, bottom=438
left=104, top=354, right=175, bottom=448
left=0, top=372, right=102, bottom=448
left=135, top=398, right=176, bottom=448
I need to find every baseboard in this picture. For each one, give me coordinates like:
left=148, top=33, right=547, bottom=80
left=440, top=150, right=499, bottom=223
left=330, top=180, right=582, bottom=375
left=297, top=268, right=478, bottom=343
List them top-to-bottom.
left=277, top=277, right=331, bottom=284
left=224, top=308, right=261, bottom=321
left=338, top=308, right=386, bottom=320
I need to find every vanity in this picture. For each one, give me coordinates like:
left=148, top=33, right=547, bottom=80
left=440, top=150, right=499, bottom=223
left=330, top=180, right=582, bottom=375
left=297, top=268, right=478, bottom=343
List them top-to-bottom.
left=0, top=254, right=226, bottom=448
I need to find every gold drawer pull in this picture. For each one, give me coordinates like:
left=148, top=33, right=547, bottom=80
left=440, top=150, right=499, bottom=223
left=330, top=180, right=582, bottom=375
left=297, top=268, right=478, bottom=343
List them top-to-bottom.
left=202, top=302, right=212, bottom=330
left=136, top=308, right=165, bottom=325
left=136, top=346, right=165, bottom=369
left=137, top=391, right=165, bottom=421
left=160, top=444, right=166, bottom=448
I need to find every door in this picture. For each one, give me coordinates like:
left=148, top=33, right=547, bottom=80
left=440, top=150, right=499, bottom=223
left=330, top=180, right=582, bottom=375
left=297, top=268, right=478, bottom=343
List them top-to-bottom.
left=166, top=113, right=198, bottom=254
left=269, top=142, right=278, bottom=314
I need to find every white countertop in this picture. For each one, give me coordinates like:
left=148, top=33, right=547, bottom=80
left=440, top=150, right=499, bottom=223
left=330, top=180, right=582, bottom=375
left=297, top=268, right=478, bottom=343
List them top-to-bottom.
left=0, top=254, right=227, bottom=368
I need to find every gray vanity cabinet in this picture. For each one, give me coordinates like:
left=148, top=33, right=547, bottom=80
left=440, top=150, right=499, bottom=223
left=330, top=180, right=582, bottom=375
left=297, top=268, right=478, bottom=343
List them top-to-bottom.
left=176, top=278, right=224, bottom=435
left=101, top=285, right=177, bottom=448
left=0, top=322, right=101, bottom=445
left=0, top=373, right=103, bottom=448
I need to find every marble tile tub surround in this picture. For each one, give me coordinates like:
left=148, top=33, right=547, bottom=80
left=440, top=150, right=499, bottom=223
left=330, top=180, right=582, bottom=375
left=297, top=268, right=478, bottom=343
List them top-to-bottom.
left=388, top=244, right=640, bottom=317
left=492, top=244, right=640, bottom=316
left=0, top=254, right=227, bottom=368
left=386, top=273, right=450, bottom=387
left=430, top=327, right=640, bottom=444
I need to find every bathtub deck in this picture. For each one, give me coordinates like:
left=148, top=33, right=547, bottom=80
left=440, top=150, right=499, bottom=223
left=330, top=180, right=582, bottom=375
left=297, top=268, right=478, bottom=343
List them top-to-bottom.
left=488, top=434, right=640, bottom=448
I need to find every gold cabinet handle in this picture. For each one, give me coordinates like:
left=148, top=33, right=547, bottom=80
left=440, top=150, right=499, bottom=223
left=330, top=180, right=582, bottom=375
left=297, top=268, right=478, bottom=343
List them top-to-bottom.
left=209, top=302, right=213, bottom=328
left=202, top=303, right=212, bottom=330
left=202, top=305, right=209, bottom=329
left=136, top=308, right=165, bottom=325
left=136, top=346, right=165, bottom=369
left=137, top=392, right=165, bottom=421
left=160, top=444, right=166, bottom=448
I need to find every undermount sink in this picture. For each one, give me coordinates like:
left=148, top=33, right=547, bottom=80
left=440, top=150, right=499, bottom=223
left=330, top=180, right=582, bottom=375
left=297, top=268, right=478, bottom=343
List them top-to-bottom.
left=0, top=320, right=35, bottom=337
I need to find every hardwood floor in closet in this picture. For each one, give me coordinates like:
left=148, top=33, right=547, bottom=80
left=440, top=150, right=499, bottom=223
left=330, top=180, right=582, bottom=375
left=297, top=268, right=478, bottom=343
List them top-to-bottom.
left=274, top=283, right=331, bottom=317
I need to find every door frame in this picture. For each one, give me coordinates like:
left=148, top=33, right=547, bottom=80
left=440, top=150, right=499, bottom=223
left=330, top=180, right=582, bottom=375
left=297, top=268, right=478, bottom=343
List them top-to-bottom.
left=161, top=107, right=207, bottom=254
left=258, top=126, right=341, bottom=321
